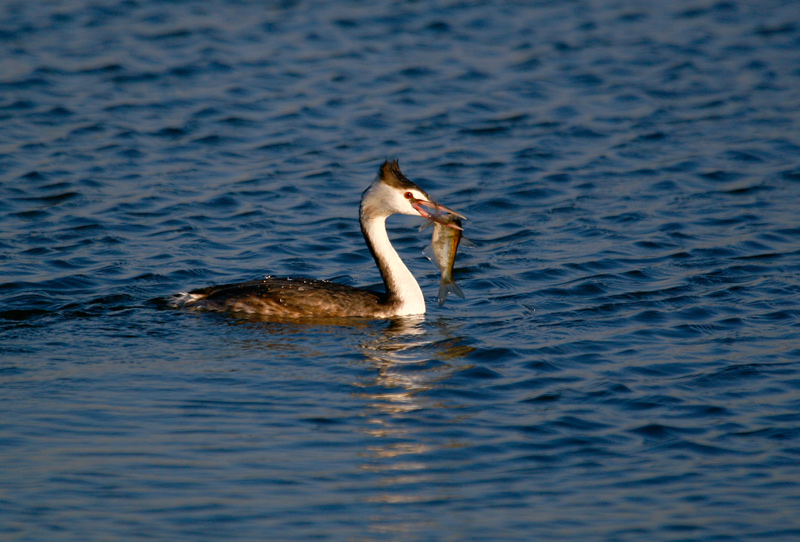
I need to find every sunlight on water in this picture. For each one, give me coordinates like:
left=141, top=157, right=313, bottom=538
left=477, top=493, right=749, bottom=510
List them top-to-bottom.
left=2, top=0, right=800, bottom=541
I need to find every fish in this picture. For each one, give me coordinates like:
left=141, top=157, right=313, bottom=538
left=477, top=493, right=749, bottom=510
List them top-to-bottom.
left=421, top=211, right=472, bottom=306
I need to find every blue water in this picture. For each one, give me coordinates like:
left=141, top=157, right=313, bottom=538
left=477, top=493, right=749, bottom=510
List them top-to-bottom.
left=2, top=1, right=800, bottom=540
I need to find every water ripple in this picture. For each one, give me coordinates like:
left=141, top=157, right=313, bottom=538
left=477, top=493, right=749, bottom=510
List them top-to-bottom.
left=2, top=1, right=800, bottom=541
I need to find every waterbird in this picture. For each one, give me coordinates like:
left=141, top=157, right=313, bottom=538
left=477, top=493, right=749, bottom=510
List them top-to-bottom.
left=172, top=160, right=463, bottom=318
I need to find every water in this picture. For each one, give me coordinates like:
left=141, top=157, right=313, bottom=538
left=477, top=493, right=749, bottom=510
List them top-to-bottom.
left=2, top=1, right=800, bottom=540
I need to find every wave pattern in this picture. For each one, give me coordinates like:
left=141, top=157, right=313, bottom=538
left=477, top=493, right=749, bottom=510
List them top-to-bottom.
left=2, top=1, right=800, bottom=541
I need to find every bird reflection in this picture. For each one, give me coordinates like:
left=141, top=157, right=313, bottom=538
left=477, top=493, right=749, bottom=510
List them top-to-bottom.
left=172, top=309, right=476, bottom=537
left=356, top=315, right=474, bottom=413
left=353, top=316, right=475, bottom=519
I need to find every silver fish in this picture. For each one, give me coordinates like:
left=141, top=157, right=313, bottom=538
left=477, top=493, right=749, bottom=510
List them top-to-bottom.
left=422, top=212, right=470, bottom=306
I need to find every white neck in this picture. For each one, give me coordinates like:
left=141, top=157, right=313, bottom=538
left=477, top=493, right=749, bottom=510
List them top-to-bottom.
left=361, top=216, right=426, bottom=316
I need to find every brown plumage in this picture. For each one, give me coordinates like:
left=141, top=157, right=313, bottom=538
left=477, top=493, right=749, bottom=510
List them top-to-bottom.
left=172, top=161, right=463, bottom=319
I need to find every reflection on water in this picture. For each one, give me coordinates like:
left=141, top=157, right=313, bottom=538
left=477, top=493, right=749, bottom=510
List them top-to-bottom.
left=3, top=0, right=800, bottom=538
left=195, top=314, right=478, bottom=536
left=355, top=316, right=475, bottom=524
left=357, top=316, right=475, bottom=409
left=362, top=316, right=476, bottom=362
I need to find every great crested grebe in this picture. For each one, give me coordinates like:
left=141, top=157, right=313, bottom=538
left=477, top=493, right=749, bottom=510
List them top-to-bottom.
left=173, top=160, right=463, bottom=318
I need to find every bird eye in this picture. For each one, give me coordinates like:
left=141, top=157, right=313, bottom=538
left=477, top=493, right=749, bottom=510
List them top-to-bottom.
left=404, top=192, right=414, bottom=199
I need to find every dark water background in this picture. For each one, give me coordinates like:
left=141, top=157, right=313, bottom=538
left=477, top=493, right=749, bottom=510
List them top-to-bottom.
left=2, top=1, right=800, bottom=540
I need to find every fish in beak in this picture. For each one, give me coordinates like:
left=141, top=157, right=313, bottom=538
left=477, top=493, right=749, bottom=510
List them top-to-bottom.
left=410, top=199, right=466, bottom=230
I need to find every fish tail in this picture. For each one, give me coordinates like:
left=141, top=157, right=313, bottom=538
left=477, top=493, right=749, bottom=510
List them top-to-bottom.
left=437, top=279, right=465, bottom=307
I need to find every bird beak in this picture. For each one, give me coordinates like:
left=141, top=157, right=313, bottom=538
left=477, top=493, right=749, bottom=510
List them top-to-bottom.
left=411, top=199, right=465, bottom=230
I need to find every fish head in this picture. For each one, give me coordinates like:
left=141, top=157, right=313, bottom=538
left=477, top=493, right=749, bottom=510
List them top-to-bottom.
left=412, top=202, right=465, bottom=230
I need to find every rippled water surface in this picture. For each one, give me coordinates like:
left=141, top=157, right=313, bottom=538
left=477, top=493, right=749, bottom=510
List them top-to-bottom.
left=2, top=1, right=800, bottom=540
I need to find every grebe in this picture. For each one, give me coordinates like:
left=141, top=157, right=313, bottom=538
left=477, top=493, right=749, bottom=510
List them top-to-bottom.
left=173, top=160, right=463, bottom=318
